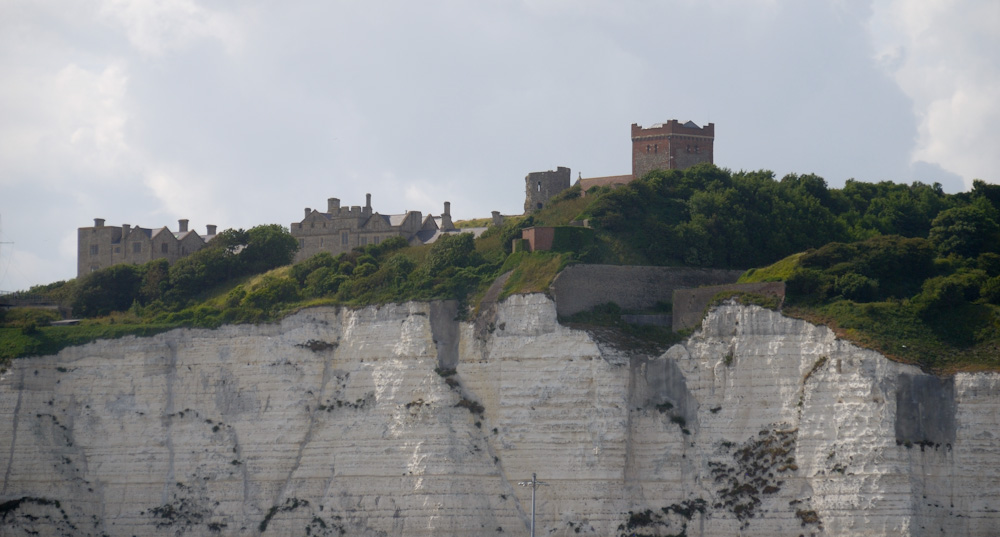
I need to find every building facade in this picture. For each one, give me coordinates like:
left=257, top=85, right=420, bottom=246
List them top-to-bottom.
left=291, top=194, right=459, bottom=262
left=77, top=219, right=217, bottom=277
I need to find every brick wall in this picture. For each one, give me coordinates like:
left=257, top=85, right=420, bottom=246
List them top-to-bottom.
left=631, top=121, right=714, bottom=179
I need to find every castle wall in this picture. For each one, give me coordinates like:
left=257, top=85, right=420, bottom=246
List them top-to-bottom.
left=524, top=167, right=570, bottom=213
left=550, top=264, right=743, bottom=317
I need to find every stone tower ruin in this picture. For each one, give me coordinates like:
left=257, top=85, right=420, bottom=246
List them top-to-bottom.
left=631, top=120, right=714, bottom=179
left=524, top=166, right=571, bottom=213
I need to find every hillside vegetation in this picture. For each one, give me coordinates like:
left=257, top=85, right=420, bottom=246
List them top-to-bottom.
left=3, top=164, right=1000, bottom=373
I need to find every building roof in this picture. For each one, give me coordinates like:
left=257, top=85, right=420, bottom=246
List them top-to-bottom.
left=576, top=174, right=634, bottom=192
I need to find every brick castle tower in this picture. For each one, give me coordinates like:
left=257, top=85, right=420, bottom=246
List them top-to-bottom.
left=631, top=120, right=714, bottom=179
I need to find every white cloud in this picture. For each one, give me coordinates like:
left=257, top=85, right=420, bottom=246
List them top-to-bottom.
left=98, top=0, right=244, bottom=56
left=869, top=0, right=1000, bottom=185
left=0, top=60, right=133, bottom=187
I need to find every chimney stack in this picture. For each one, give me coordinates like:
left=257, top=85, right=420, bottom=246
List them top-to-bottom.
left=365, top=193, right=372, bottom=208
left=328, top=198, right=340, bottom=212
left=440, top=201, right=454, bottom=230
left=304, top=207, right=311, bottom=218
left=94, top=218, right=105, bottom=227
left=178, top=219, right=189, bottom=233
left=123, top=224, right=131, bottom=235
left=206, top=225, right=217, bottom=236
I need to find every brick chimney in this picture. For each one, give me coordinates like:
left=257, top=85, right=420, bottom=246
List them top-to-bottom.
left=304, top=207, right=311, bottom=218
left=94, top=218, right=105, bottom=227
left=178, top=219, right=189, bottom=233
left=206, top=225, right=217, bottom=236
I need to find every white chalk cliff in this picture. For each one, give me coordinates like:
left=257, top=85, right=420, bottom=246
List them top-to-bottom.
left=1, top=295, right=998, bottom=536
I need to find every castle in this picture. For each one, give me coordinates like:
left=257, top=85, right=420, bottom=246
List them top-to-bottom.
left=79, top=119, right=709, bottom=276
left=526, top=120, right=715, bottom=212
left=290, top=194, right=478, bottom=262
left=77, top=219, right=217, bottom=277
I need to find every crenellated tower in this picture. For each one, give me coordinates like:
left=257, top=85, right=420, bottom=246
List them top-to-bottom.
left=631, top=120, right=714, bottom=179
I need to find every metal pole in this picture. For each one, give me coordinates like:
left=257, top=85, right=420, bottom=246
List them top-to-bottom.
left=518, top=472, right=548, bottom=537
left=530, top=473, right=536, bottom=537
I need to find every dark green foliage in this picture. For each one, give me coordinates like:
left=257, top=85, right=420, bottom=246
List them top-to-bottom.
left=583, top=165, right=954, bottom=269
left=928, top=199, right=1000, bottom=257
left=549, top=226, right=596, bottom=258
left=426, top=233, right=480, bottom=274
left=796, top=235, right=936, bottom=302
left=72, top=263, right=143, bottom=316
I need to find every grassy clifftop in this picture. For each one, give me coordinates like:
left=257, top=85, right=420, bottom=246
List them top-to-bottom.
left=5, top=165, right=1000, bottom=373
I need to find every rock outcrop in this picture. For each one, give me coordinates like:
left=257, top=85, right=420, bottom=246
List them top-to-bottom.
left=1, top=295, right=998, bottom=536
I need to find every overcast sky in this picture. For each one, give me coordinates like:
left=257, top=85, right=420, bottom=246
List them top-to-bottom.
left=1, top=0, right=998, bottom=292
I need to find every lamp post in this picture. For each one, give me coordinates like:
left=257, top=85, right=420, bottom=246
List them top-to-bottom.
left=517, top=473, right=548, bottom=537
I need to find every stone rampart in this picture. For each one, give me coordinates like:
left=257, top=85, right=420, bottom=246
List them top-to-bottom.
left=550, top=264, right=744, bottom=317
left=671, top=281, right=786, bottom=331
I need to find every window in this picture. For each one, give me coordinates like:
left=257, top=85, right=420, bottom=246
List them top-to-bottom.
left=654, top=144, right=658, bottom=153
left=537, top=181, right=542, bottom=192
left=341, top=231, right=349, bottom=245
left=360, top=236, right=367, bottom=246
left=374, top=236, right=380, bottom=245
left=319, top=238, right=324, bottom=247
left=298, top=239, right=305, bottom=249
left=133, top=243, right=142, bottom=254
left=161, top=243, right=168, bottom=254
left=89, top=245, right=99, bottom=256
left=114, top=247, right=120, bottom=254
left=181, top=247, right=187, bottom=254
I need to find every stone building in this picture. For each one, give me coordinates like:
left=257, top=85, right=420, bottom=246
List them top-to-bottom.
left=572, top=119, right=717, bottom=196
left=631, top=120, right=714, bottom=179
left=524, top=167, right=571, bottom=213
left=291, top=194, right=465, bottom=262
left=77, top=219, right=217, bottom=277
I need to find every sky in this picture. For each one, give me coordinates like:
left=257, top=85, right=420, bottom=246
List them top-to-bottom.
left=1, top=0, right=998, bottom=292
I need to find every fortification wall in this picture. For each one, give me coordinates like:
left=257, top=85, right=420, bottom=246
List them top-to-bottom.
left=550, top=264, right=743, bottom=317
left=672, top=281, right=786, bottom=331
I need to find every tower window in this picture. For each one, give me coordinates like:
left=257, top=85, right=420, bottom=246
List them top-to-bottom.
left=537, top=181, right=542, bottom=192
left=341, top=231, right=349, bottom=245
left=133, top=243, right=142, bottom=254
left=161, top=243, right=168, bottom=253
left=89, top=245, right=98, bottom=256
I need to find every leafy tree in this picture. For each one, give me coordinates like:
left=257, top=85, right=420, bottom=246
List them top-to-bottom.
left=929, top=199, right=1000, bottom=258
left=240, top=224, right=299, bottom=275
left=72, top=264, right=143, bottom=316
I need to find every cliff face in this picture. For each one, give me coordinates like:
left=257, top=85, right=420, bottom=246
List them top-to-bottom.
left=1, top=295, right=998, bottom=536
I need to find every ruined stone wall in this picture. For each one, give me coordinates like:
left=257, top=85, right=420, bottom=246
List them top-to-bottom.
left=524, top=167, right=571, bottom=213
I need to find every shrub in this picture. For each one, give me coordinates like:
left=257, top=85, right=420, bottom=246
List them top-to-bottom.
left=834, top=272, right=879, bottom=302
